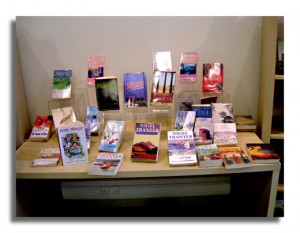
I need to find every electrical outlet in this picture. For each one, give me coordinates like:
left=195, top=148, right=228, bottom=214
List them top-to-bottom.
left=111, top=186, right=120, bottom=196
left=100, top=187, right=110, bottom=196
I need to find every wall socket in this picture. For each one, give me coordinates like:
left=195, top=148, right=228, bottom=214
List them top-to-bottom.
left=100, top=186, right=120, bottom=198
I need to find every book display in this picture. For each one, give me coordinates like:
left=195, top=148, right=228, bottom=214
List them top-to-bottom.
left=179, top=52, right=199, bottom=82
left=87, top=56, right=105, bottom=86
left=202, top=63, right=223, bottom=93
left=52, top=69, right=72, bottom=99
left=174, top=91, right=198, bottom=112
left=211, top=103, right=234, bottom=123
left=191, top=104, right=212, bottom=118
left=51, top=106, right=76, bottom=130
left=174, top=110, right=196, bottom=131
left=29, top=115, right=53, bottom=141
left=193, top=117, right=213, bottom=145
left=213, top=122, right=238, bottom=146
left=245, top=143, right=280, bottom=164
left=195, top=144, right=222, bottom=168
left=219, top=146, right=252, bottom=169
left=32, top=148, right=60, bottom=167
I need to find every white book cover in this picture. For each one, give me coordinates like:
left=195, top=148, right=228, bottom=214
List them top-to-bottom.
left=211, top=103, right=234, bottom=123
left=51, top=106, right=76, bottom=129
left=57, top=121, right=89, bottom=166
left=213, top=123, right=238, bottom=146
left=88, top=152, right=124, bottom=176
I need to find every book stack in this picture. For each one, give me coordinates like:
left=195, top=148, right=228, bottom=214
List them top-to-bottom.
left=234, top=115, right=256, bottom=132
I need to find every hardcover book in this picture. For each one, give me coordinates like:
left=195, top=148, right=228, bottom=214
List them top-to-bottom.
left=152, top=51, right=172, bottom=72
left=179, top=52, right=199, bottom=82
left=87, top=56, right=105, bottom=86
left=202, top=63, right=223, bottom=93
left=52, top=69, right=72, bottom=99
left=150, top=71, right=176, bottom=106
left=123, top=72, right=148, bottom=108
left=95, top=76, right=120, bottom=111
left=174, top=92, right=199, bottom=112
left=211, top=103, right=234, bottom=123
left=191, top=104, right=212, bottom=118
left=51, top=106, right=76, bottom=130
left=174, top=110, right=196, bottom=131
left=29, top=115, right=53, bottom=141
left=193, top=117, right=214, bottom=145
left=99, top=120, right=125, bottom=153
left=56, top=121, right=89, bottom=166
left=131, top=123, right=161, bottom=162
left=213, top=123, right=238, bottom=146
left=167, top=130, right=197, bottom=166
left=245, top=143, right=280, bottom=164
left=195, top=144, right=222, bottom=168
left=219, top=146, right=252, bottom=169
left=32, top=148, right=60, bottom=167
left=88, top=152, right=125, bottom=176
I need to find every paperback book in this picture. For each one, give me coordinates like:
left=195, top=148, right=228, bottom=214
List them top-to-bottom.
left=152, top=51, right=172, bottom=72
left=179, top=52, right=199, bottom=82
left=87, top=55, right=105, bottom=86
left=202, top=63, right=223, bottom=93
left=52, top=69, right=72, bottom=99
left=150, top=71, right=176, bottom=106
left=123, top=72, right=148, bottom=108
left=95, top=76, right=120, bottom=111
left=174, top=91, right=199, bottom=113
left=211, top=103, right=234, bottom=123
left=191, top=104, right=212, bottom=118
left=51, top=106, right=76, bottom=130
left=86, top=106, right=103, bottom=136
left=174, top=110, right=196, bottom=131
left=234, top=114, right=256, bottom=132
left=29, top=115, right=53, bottom=141
left=193, top=117, right=214, bottom=145
left=99, top=120, right=125, bottom=153
left=56, top=121, right=89, bottom=166
left=131, top=123, right=161, bottom=162
left=213, top=123, right=238, bottom=146
left=167, top=130, right=198, bottom=166
left=245, top=143, right=280, bottom=164
left=195, top=144, right=222, bottom=168
left=219, top=146, right=252, bottom=169
left=32, top=148, right=60, bottom=167
left=88, top=152, right=125, bottom=176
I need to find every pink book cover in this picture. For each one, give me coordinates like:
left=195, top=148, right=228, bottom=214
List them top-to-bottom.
left=179, top=52, right=199, bottom=82
left=87, top=56, right=105, bottom=86
left=202, top=63, right=223, bottom=93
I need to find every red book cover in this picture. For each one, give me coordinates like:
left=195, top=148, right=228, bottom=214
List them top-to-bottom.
left=202, top=63, right=223, bottom=93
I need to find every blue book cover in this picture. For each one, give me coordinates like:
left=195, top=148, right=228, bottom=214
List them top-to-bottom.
left=124, top=72, right=148, bottom=108
left=191, top=104, right=212, bottom=118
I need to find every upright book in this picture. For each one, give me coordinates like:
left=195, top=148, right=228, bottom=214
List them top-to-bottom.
left=152, top=51, right=172, bottom=72
left=179, top=52, right=199, bottom=82
left=87, top=56, right=105, bottom=86
left=202, top=63, right=223, bottom=93
left=52, top=69, right=72, bottom=99
left=150, top=71, right=176, bottom=106
left=123, top=72, right=148, bottom=108
left=95, top=76, right=120, bottom=111
left=174, top=91, right=199, bottom=112
left=211, top=103, right=234, bottom=123
left=191, top=104, right=212, bottom=118
left=51, top=106, right=76, bottom=130
left=86, top=106, right=103, bottom=136
left=174, top=110, right=196, bottom=131
left=29, top=115, right=53, bottom=141
left=193, top=117, right=214, bottom=145
left=99, top=120, right=125, bottom=153
left=56, top=121, right=89, bottom=166
left=131, top=123, right=161, bottom=162
left=213, top=123, right=238, bottom=146
left=167, top=130, right=198, bottom=166
left=245, top=143, right=280, bottom=164
left=195, top=144, right=222, bottom=168
left=219, top=146, right=252, bottom=169
left=32, top=148, right=60, bottom=167
left=88, top=152, right=125, bottom=176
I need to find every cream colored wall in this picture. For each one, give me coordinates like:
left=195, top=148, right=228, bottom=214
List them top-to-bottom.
left=16, top=16, right=262, bottom=131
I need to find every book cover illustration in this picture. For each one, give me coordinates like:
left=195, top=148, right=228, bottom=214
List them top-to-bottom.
left=152, top=51, right=172, bottom=72
left=179, top=52, right=198, bottom=82
left=87, top=56, right=105, bottom=86
left=202, top=63, right=223, bottom=93
left=52, top=69, right=72, bottom=99
left=150, top=71, right=176, bottom=106
left=124, top=72, right=148, bottom=108
left=95, top=76, right=120, bottom=111
left=174, top=92, right=198, bottom=113
left=211, top=103, right=234, bottom=123
left=191, top=104, right=212, bottom=118
left=51, top=106, right=76, bottom=129
left=86, top=106, right=103, bottom=136
left=174, top=111, right=196, bottom=131
left=29, top=115, right=53, bottom=141
left=193, top=117, right=213, bottom=145
left=99, top=120, right=125, bottom=153
left=57, top=121, right=89, bottom=166
left=85, top=122, right=91, bottom=150
left=131, top=123, right=161, bottom=162
left=213, top=123, right=238, bottom=146
left=168, top=131, right=197, bottom=166
left=245, top=143, right=280, bottom=164
left=195, top=144, right=222, bottom=168
left=219, top=146, right=252, bottom=169
left=32, top=148, right=60, bottom=167
left=88, top=152, right=125, bottom=176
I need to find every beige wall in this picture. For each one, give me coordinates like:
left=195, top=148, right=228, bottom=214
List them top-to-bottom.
left=16, top=16, right=262, bottom=132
